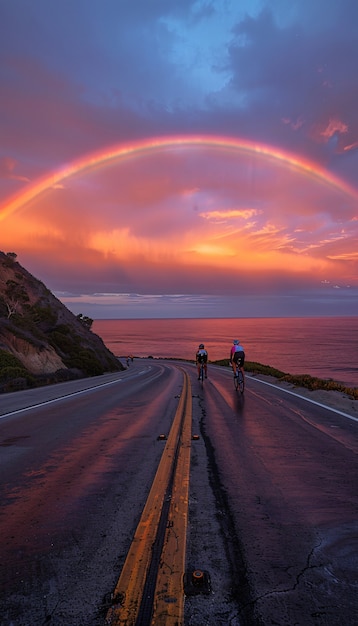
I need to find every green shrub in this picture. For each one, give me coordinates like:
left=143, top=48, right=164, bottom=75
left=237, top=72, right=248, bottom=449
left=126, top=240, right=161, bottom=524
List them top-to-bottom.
left=30, top=305, right=58, bottom=326
left=3, top=316, right=48, bottom=343
left=53, top=324, right=71, bottom=335
left=47, top=328, right=106, bottom=376
left=49, top=329, right=79, bottom=354
left=0, top=348, right=32, bottom=389
left=65, top=348, right=104, bottom=376
left=0, top=349, right=24, bottom=369
left=245, top=361, right=286, bottom=378
left=0, top=365, right=34, bottom=384
left=281, top=373, right=358, bottom=399
left=1, top=374, right=35, bottom=392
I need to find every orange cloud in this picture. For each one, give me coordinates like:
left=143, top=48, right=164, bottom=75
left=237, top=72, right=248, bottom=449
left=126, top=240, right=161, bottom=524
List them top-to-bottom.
left=321, top=118, right=348, bottom=139
left=1, top=137, right=357, bottom=299
left=343, top=141, right=358, bottom=152
left=199, top=208, right=261, bottom=220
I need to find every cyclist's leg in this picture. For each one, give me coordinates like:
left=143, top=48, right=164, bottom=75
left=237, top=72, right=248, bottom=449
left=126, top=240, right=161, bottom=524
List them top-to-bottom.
left=240, top=353, right=245, bottom=380
left=198, top=361, right=203, bottom=380
left=239, top=370, right=244, bottom=393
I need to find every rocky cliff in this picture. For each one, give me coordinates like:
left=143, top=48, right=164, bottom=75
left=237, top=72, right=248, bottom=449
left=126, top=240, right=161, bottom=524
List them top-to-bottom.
left=0, top=251, right=123, bottom=392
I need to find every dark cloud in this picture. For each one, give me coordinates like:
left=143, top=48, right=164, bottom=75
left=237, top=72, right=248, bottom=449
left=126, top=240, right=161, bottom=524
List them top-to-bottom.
left=2, top=1, right=357, bottom=170
left=224, top=5, right=358, bottom=158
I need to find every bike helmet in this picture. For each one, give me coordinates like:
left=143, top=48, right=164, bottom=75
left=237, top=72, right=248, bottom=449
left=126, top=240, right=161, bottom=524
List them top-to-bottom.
left=233, top=339, right=239, bottom=345
left=199, top=343, right=204, bottom=349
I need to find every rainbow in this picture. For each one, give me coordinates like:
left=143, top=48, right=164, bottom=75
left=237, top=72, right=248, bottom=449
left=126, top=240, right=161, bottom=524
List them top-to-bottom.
left=1, top=134, right=358, bottom=222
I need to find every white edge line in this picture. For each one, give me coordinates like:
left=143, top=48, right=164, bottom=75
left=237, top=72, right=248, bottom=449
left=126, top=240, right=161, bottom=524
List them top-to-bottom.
left=249, top=376, right=358, bottom=423
left=0, top=378, right=123, bottom=419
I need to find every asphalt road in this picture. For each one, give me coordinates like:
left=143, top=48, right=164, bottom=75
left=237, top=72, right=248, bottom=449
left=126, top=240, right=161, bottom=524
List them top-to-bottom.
left=0, top=360, right=357, bottom=625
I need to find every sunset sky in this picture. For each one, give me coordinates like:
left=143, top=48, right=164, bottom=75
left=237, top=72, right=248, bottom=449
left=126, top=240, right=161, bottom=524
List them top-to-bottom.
left=1, top=0, right=357, bottom=318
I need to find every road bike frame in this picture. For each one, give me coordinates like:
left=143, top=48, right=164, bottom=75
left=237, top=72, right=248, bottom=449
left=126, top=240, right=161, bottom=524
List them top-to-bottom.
left=234, top=368, right=245, bottom=394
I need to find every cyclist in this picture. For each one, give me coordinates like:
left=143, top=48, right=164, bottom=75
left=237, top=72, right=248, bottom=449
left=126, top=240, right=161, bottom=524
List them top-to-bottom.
left=230, top=339, right=245, bottom=380
left=196, top=343, right=208, bottom=379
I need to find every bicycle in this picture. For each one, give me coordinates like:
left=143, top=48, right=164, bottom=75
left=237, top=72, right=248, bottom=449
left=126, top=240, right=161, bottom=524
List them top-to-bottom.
left=198, top=359, right=206, bottom=384
left=233, top=366, right=245, bottom=394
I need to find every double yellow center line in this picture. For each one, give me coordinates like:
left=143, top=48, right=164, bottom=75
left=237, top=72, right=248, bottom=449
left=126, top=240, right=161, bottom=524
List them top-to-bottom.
left=106, top=370, right=192, bottom=626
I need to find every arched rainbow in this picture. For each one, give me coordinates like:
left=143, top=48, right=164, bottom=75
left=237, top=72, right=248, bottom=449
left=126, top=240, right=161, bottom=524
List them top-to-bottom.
left=1, top=134, right=357, bottom=222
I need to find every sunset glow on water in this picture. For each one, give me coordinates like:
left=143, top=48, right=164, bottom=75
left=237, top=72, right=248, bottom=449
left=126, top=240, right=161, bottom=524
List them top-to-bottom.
left=93, top=317, right=358, bottom=388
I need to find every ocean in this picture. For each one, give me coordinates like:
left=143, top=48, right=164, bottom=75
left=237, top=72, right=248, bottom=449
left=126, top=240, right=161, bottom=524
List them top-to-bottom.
left=92, top=317, right=358, bottom=388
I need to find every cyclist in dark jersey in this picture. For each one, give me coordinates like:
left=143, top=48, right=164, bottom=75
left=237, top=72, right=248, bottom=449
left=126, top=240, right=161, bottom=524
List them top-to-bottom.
left=230, top=339, right=245, bottom=380
left=196, top=343, right=208, bottom=379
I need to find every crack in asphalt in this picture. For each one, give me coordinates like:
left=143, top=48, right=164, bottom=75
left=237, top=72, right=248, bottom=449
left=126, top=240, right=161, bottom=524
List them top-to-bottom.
left=196, top=395, right=333, bottom=626
left=198, top=397, right=256, bottom=625
left=244, top=538, right=324, bottom=606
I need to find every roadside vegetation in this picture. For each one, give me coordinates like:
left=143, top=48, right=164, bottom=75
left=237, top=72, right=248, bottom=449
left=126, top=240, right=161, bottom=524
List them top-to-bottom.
left=0, top=346, right=98, bottom=393
left=0, top=349, right=36, bottom=391
left=214, top=359, right=358, bottom=400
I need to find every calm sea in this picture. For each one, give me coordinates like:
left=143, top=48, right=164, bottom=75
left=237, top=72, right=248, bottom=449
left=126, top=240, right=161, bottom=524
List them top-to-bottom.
left=92, top=317, right=358, bottom=388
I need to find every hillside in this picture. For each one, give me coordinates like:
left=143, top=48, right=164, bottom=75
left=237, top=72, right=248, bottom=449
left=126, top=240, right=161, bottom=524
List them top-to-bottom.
left=0, top=251, right=123, bottom=392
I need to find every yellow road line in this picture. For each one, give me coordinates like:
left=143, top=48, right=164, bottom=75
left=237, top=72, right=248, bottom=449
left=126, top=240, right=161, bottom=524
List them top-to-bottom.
left=106, top=371, right=192, bottom=626
left=151, top=375, right=192, bottom=625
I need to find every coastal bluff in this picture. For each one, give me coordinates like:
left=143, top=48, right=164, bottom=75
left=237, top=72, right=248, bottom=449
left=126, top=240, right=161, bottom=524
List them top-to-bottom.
left=0, top=251, right=123, bottom=392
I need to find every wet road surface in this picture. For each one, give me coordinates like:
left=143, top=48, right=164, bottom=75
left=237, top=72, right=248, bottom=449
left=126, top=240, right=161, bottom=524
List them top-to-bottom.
left=0, top=360, right=357, bottom=625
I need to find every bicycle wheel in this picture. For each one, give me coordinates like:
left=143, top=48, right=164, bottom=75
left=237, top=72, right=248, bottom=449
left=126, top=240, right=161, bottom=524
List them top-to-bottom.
left=200, top=364, right=204, bottom=383
left=238, top=371, right=245, bottom=394
left=234, top=372, right=239, bottom=391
